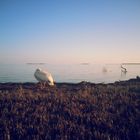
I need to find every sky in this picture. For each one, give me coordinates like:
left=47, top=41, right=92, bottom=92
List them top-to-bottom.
left=0, top=0, right=140, bottom=64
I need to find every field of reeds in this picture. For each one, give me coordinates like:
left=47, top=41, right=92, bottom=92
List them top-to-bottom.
left=0, top=78, right=140, bottom=140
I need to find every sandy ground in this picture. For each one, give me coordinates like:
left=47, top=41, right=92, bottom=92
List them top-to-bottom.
left=0, top=78, right=140, bottom=140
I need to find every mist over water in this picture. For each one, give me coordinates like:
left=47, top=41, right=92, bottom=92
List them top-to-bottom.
left=0, top=63, right=140, bottom=83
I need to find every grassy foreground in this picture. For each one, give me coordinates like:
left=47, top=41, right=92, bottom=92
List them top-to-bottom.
left=0, top=78, right=140, bottom=140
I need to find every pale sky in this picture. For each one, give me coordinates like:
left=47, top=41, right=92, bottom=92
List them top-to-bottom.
left=0, top=0, right=140, bottom=64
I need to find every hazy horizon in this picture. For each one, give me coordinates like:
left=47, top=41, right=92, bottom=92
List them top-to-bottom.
left=1, top=0, right=140, bottom=64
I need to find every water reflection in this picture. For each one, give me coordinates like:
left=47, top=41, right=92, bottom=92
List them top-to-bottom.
left=121, top=69, right=127, bottom=78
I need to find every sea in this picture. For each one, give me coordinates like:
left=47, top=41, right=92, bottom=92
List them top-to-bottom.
left=0, top=63, right=140, bottom=83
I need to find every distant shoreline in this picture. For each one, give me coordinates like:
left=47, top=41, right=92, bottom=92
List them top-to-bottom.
left=26, top=63, right=46, bottom=65
left=122, top=63, right=140, bottom=65
left=0, top=76, right=140, bottom=86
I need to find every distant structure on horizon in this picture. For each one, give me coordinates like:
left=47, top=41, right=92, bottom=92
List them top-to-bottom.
left=80, top=63, right=90, bottom=65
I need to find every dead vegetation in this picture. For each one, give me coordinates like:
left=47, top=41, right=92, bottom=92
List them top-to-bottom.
left=0, top=78, right=140, bottom=140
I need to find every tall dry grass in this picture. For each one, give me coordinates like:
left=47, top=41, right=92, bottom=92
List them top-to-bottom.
left=0, top=80, right=140, bottom=140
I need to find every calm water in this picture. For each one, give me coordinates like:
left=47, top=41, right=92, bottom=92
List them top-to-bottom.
left=0, top=63, right=140, bottom=83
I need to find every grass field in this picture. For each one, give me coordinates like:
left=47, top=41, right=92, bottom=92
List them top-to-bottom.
left=0, top=78, right=140, bottom=140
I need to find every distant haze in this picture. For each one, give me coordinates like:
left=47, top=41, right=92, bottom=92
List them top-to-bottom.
left=0, top=0, right=140, bottom=64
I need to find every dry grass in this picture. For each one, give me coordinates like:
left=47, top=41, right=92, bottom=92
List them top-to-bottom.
left=0, top=78, right=140, bottom=140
